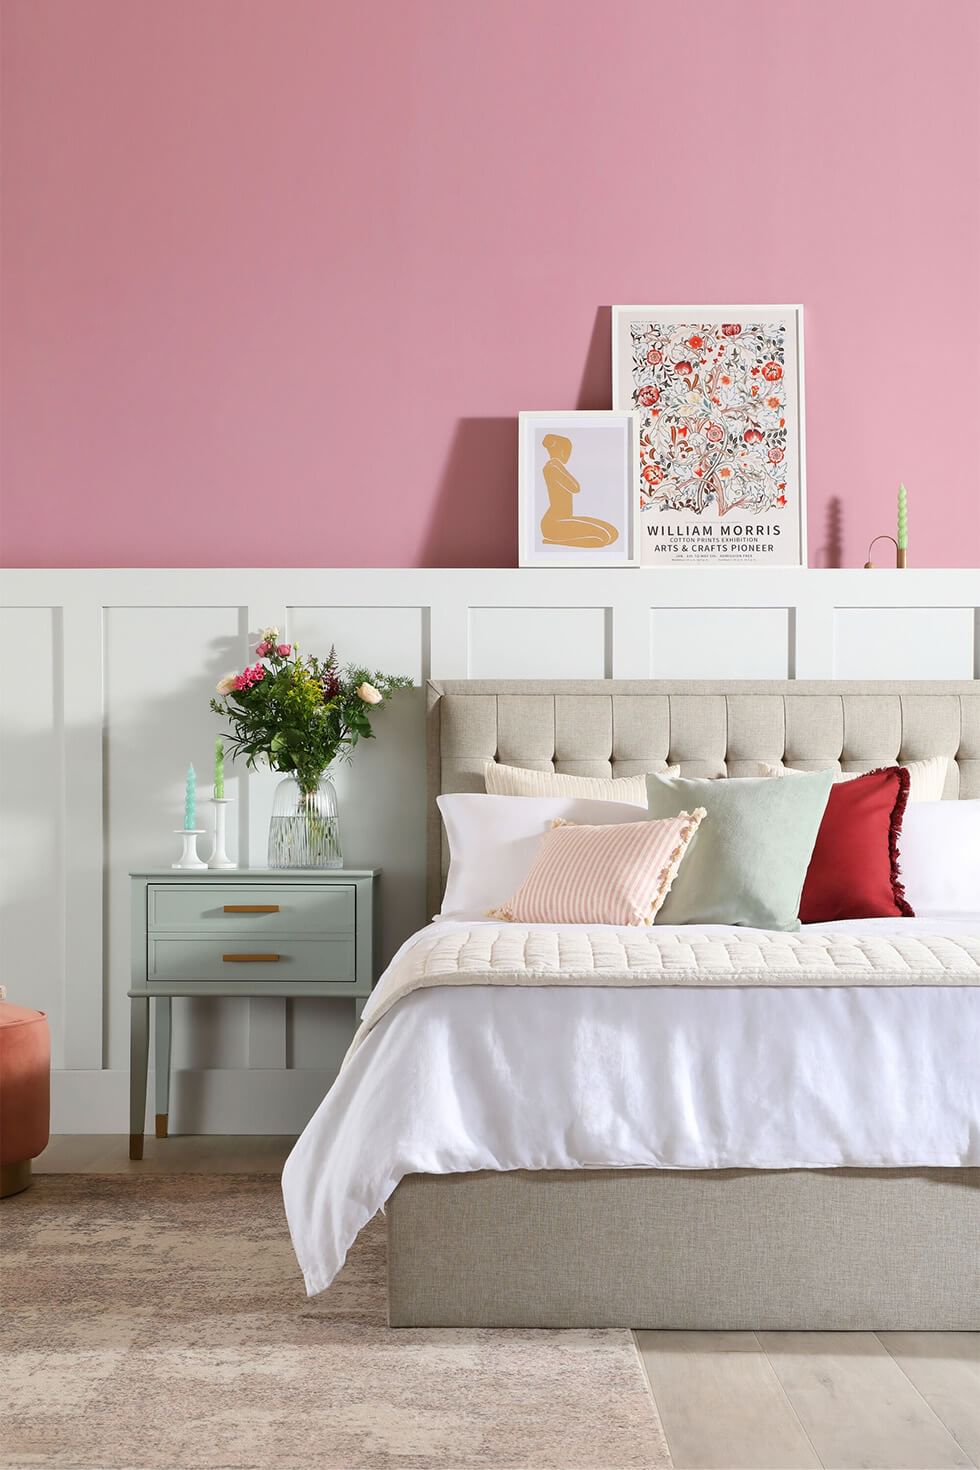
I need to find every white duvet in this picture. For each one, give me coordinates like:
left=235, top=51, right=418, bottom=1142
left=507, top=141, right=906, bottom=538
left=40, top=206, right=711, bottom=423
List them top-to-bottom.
left=282, top=916, right=980, bottom=1296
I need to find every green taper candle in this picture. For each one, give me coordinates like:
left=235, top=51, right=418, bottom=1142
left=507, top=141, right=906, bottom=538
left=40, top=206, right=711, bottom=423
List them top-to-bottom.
left=898, top=483, right=908, bottom=551
left=214, top=738, right=225, bottom=799
left=184, top=764, right=197, bottom=830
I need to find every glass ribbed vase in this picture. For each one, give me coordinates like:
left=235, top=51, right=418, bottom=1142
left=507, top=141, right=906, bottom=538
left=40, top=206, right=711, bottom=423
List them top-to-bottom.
left=267, top=773, right=343, bottom=869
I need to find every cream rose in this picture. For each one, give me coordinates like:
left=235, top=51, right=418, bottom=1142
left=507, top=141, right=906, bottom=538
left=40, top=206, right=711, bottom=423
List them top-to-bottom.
left=258, top=626, right=280, bottom=644
left=215, top=672, right=238, bottom=695
left=357, top=682, right=383, bottom=705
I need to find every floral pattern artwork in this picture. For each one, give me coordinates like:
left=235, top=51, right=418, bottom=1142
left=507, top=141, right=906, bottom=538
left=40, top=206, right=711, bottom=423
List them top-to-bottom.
left=630, top=319, right=790, bottom=520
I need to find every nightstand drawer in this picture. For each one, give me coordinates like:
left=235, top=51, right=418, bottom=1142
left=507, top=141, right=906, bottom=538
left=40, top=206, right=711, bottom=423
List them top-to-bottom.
left=147, top=883, right=355, bottom=934
left=148, top=936, right=355, bottom=983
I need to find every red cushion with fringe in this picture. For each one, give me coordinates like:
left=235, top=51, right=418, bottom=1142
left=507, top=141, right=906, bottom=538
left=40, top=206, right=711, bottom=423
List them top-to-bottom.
left=799, top=767, right=914, bottom=923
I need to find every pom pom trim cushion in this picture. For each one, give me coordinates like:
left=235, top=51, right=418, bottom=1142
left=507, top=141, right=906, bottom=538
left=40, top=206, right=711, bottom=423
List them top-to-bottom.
left=489, top=810, right=705, bottom=927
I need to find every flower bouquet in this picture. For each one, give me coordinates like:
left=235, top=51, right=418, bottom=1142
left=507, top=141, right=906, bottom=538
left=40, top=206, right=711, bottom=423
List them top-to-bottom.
left=211, top=630, right=412, bottom=867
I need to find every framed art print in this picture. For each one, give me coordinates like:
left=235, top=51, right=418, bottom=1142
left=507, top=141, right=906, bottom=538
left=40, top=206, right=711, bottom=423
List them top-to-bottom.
left=612, top=306, right=806, bottom=566
left=518, top=410, right=640, bottom=567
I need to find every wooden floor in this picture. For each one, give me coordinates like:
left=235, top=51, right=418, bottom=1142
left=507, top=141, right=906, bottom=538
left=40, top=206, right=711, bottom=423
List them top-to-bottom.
left=35, top=1136, right=980, bottom=1470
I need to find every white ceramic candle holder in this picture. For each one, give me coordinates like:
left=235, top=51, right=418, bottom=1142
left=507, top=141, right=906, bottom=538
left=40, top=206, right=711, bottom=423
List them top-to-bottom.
left=207, top=797, right=236, bottom=869
left=172, top=829, right=207, bottom=870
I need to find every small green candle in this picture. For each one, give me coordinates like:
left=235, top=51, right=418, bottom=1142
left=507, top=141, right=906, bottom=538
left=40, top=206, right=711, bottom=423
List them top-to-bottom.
left=897, top=483, right=908, bottom=551
left=214, top=738, right=225, bottom=799
left=184, top=764, right=197, bottom=830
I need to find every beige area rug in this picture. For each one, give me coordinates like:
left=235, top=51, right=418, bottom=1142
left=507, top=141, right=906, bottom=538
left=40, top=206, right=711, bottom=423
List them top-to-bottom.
left=1, top=1175, right=671, bottom=1470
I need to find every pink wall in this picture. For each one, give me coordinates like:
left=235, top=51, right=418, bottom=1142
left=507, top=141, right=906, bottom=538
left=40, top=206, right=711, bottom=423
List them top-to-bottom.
left=2, top=0, right=978, bottom=569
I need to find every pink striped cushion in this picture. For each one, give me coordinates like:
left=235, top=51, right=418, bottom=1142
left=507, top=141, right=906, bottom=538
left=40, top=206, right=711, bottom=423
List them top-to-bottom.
left=489, top=810, right=705, bottom=927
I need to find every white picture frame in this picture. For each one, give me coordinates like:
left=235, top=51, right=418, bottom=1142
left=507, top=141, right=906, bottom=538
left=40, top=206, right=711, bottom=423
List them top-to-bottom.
left=612, top=305, right=807, bottom=567
left=518, top=410, right=640, bottom=568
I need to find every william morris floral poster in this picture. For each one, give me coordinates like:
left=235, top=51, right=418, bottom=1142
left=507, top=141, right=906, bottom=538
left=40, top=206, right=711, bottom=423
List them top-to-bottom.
left=612, top=306, right=806, bottom=566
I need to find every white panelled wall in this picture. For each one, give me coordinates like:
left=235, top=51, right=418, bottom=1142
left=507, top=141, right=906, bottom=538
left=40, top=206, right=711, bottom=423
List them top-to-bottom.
left=2, top=567, right=978, bottom=1132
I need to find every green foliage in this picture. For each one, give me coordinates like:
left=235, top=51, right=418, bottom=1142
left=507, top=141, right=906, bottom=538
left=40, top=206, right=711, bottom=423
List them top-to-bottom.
left=210, top=644, right=412, bottom=795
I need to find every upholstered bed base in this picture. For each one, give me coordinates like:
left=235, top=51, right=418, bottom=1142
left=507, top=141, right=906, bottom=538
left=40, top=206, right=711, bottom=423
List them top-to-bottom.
left=386, top=1167, right=980, bottom=1328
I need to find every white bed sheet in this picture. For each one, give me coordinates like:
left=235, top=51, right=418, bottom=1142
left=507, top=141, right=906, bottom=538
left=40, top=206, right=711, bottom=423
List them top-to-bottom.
left=282, top=916, right=980, bottom=1295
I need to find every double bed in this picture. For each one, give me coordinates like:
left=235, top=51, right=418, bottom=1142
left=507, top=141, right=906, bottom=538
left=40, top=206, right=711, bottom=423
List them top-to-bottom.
left=282, top=679, right=980, bottom=1328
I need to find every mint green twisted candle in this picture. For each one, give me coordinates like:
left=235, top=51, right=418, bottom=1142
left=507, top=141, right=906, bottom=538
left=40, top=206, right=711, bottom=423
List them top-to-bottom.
left=897, top=482, right=908, bottom=551
left=214, top=739, right=225, bottom=799
left=184, top=764, right=197, bottom=830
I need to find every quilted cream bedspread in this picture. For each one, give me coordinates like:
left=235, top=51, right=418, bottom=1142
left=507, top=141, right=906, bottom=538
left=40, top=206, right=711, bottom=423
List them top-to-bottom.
left=348, top=922, right=980, bottom=1060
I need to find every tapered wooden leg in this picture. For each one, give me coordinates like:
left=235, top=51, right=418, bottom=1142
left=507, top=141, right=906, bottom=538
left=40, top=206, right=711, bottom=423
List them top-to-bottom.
left=130, top=995, right=150, bottom=1160
left=154, top=996, right=172, bottom=1138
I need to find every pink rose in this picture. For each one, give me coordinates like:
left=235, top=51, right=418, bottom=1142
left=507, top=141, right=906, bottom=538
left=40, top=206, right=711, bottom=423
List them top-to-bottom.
left=255, top=641, right=271, bottom=657
left=276, top=643, right=291, bottom=657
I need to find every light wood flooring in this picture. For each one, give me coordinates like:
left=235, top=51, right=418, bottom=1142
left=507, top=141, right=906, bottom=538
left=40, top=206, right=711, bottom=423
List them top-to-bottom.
left=34, top=1136, right=980, bottom=1470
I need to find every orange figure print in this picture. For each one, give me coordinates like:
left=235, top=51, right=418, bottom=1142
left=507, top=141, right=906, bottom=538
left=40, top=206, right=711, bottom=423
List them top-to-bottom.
left=539, top=434, right=619, bottom=549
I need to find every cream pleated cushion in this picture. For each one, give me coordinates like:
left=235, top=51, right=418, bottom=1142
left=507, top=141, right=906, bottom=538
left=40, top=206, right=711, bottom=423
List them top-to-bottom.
left=756, top=755, right=949, bottom=803
left=485, top=760, right=680, bottom=805
left=489, top=810, right=705, bottom=927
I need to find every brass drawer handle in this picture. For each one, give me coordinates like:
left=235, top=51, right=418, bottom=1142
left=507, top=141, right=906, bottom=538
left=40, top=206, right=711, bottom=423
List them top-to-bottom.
left=223, top=904, right=280, bottom=914
left=222, top=953, right=280, bottom=963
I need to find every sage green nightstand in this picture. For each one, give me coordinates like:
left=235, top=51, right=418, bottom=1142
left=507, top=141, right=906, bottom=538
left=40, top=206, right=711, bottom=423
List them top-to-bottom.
left=128, top=868, right=379, bottom=1159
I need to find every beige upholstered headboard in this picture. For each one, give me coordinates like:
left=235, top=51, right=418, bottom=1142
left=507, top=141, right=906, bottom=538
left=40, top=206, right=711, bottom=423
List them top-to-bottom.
left=426, top=679, right=980, bottom=911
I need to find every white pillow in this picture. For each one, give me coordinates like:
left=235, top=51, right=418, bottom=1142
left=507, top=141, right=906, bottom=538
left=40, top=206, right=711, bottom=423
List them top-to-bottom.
left=757, top=755, right=949, bottom=803
left=485, top=760, right=679, bottom=804
left=437, top=792, right=645, bottom=919
left=898, top=800, right=980, bottom=917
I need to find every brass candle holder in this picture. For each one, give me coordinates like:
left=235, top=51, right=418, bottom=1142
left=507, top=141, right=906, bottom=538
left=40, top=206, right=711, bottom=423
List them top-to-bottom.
left=864, top=536, right=907, bottom=569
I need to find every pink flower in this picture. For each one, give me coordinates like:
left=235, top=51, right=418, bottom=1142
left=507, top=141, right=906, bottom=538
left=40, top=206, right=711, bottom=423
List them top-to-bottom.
left=645, top=347, right=663, bottom=366
left=636, top=384, right=660, bottom=407
left=254, top=641, right=271, bottom=657
left=276, top=643, right=292, bottom=657
left=233, top=663, right=266, bottom=692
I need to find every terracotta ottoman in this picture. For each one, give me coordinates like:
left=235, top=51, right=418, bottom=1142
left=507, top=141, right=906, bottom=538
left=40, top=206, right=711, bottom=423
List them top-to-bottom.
left=0, top=1002, right=51, bottom=1197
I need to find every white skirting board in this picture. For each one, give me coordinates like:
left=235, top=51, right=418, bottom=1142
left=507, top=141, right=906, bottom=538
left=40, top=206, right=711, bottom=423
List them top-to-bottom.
left=3, top=566, right=978, bottom=1132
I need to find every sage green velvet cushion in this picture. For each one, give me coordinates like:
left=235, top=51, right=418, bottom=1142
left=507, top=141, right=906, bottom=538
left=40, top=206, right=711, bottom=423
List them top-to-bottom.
left=645, top=770, right=834, bottom=930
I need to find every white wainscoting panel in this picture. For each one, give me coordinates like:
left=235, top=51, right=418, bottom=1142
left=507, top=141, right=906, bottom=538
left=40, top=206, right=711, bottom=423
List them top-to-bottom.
left=1, top=566, right=977, bottom=1132
left=467, top=606, right=609, bottom=678
left=0, top=607, right=63, bottom=1064
left=650, top=607, right=790, bottom=679
left=833, top=607, right=977, bottom=680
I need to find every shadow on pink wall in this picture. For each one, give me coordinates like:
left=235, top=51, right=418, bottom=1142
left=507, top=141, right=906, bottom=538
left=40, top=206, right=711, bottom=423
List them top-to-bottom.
left=421, top=308, right=614, bottom=567
left=575, top=308, right=614, bottom=412
left=420, top=418, right=519, bottom=567
left=812, top=496, right=844, bottom=569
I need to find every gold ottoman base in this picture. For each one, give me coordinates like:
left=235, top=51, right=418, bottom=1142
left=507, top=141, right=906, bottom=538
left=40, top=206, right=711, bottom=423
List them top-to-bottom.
left=0, top=1159, right=32, bottom=1198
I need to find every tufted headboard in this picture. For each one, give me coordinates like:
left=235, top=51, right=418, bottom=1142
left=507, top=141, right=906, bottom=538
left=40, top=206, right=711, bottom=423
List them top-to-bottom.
left=426, top=679, right=980, bottom=910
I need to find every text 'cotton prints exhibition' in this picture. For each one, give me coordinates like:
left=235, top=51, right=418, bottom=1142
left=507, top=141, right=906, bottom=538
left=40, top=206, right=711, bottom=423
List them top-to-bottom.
left=612, top=306, right=806, bottom=566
